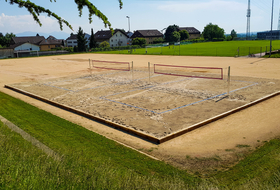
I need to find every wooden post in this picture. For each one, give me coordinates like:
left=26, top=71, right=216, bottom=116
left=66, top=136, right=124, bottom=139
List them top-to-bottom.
left=89, top=59, right=93, bottom=78
left=131, top=61, right=134, bottom=81
left=148, top=62, right=151, bottom=84
left=227, top=66, right=231, bottom=96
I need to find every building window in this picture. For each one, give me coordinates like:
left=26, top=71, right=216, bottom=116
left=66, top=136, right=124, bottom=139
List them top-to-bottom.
left=116, top=34, right=118, bottom=37
left=120, top=34, right=122, bottom=37
left=111, top=39, right=113, bottom=42
left=68, top=41, right=72, bottom=43
left=73, top=41, right=77, bottom=43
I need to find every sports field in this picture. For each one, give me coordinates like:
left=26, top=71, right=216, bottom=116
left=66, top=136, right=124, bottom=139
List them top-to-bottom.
left=97, top=40, right=280, bottom=57
left=1, top=54, right=280, bottom=163
left=5, top=58, right=280, bottom=143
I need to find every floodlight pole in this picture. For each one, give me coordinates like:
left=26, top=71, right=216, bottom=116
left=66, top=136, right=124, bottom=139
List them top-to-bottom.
left=269, top=0, right=274, bottom=57
left=126, top=16, right=130, bottom=32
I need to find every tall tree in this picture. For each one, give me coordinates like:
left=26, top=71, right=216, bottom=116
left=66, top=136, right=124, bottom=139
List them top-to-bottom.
left=4, top=0, right=123, bottom=31
left=202, top=23, right=225, bottom=41
left=164, top=25, right=179, bottom=42
left=77, top=27, right=87, bottom=52
left=89, top=28, right=97, bottom=49
left=230, top=29, right=237, bottom=40
left=179, top=30, right=189, bottom=41
left=171, top=31, right=180, bottom=42
left=0, top=32, right=15, bottom=47
left=132, top=38, right=146, bottom=46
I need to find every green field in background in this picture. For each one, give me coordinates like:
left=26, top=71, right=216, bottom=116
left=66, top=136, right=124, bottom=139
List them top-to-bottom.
left=96, top=40, right=280, bottom=57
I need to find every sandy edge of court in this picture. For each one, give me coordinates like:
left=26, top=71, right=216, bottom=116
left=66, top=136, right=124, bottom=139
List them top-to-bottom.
left=1, top=54, right=280, bottom=171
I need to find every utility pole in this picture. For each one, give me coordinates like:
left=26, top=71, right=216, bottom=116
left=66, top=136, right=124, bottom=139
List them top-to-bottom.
left=246, top=0, right=251, bottom=40
left=270, top=0, right=274, bottom=57
left=278, top=8, right=280, bottom=30
left=126, top=16, right=130, bottom=32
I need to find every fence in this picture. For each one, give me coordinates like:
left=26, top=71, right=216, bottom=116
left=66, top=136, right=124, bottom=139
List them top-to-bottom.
left=0, top=49, right=14, bottom=59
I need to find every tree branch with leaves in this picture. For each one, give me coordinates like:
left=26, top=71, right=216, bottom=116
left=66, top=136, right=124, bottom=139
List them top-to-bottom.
left=4, top=0, right=123, bottom=31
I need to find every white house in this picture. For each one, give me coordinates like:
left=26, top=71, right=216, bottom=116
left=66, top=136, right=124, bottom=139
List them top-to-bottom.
left=95, top=29, right=129, bottom=47
left=109, top=30, right=129, bottom=47
left=66, top=33, right=91, bottom=47
left=13, top=42, right=40, bottom=51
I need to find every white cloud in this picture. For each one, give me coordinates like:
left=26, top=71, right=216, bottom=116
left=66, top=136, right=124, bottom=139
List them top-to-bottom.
left=0, top=13, right=71, bottom=34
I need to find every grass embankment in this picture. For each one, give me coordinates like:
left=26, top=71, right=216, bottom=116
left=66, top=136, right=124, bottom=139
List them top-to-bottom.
left=96, top=40, right=280, bottom=57
left=1, top=91, right=280, bottom=189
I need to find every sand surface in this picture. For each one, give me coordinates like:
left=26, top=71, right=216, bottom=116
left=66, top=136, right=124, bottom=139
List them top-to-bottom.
left=1, top=54, right=280, bottom=170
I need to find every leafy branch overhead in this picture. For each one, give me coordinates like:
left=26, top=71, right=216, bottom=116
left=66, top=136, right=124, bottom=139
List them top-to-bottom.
left=5, top=0, right=123, bottom=31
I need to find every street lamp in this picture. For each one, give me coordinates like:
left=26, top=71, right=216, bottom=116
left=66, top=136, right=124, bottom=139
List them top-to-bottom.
left=126, top=16, right=130, bottom=32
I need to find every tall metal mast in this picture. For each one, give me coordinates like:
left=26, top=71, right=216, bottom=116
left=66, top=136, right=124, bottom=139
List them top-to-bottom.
left=246, top=0, right=251, bottom=40
left=270, top=0, right=275, bottom=57
left=277, top=10, right=280, bottom=30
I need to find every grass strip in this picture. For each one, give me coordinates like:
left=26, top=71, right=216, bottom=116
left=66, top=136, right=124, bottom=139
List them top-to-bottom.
left=1, top=90, right=280, bottom=189
left=0, top=91, right=203, bottom=189
left=214, top=138, right=280, bottom=189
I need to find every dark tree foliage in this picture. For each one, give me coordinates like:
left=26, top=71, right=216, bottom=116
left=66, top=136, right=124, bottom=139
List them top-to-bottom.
left=4, top=0, right=123, bottom=31
left=202, top=23, right=225, bottom=41
left=164, top=25, right=179, bottom=42
left=77, top=27, right=87, bottom=52
left=89, top=28, right=97, bottom=49
left=230, top=29, right=237, bottom=40
left=179, top=30, right=189, bottom=41
left=171, top=31, right=180, bottom=42
left=0, top=32, right=16, bottom=47
left=132, top=38, right=146, bottom=46
left=153, top=38, right=164, bottom=44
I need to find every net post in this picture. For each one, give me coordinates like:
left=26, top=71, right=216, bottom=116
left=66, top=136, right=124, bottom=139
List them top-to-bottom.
left=89, top=59, right=93, bottom=78
left=131, top=61, right=134, bottom=81
left=148, top=62, right=151, bottom=84
left=227, top=66, right=231, bottom=96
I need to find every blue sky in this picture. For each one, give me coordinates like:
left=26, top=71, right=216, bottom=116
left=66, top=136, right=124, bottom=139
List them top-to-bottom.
left=0, top=0, right=280, bottom=38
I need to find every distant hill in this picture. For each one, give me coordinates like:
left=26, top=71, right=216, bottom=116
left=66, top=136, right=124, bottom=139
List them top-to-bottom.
left=15, top=31, right=70, bottom=40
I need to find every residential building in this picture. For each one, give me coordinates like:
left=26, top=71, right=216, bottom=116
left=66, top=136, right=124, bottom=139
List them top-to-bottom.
left=179, top=27, right=201, bottom=39
left=95, top=29, right=129, bottom=47
left=131, top=30, right=163, bottom=44
left=257, top=30, right=280, bottom=40
left=66, top=33, right=90, bottom=47
left=9, top=34, right=63, bottom=51
left=66, top=34, right=77, bottom=47
left=9, top=35, right=44, bottom=51
left=40, top=36, right=64, bottom=51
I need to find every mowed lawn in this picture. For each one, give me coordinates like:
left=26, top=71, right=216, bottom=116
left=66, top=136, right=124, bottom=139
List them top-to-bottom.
left=96, top=40, right=280, bottom=57
left=1, top=91, right=280, bottom=189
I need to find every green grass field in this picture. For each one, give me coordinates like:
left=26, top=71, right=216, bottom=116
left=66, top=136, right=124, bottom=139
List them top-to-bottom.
left=95, top=40, right=280, bottom=57
left=1, top=91, right=280, bottom=189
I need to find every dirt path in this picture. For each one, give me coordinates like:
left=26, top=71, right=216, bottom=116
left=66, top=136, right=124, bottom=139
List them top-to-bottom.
left=1, top=54, right=280, bottom=171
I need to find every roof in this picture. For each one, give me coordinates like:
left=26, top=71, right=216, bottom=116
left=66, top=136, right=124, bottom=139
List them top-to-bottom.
left=179, top=27, right=201, bottom=34
left=94, top=29, right=129, bottom=40
left=114, top=29, right=129, bottom=38
left=131, top=30, right=163, bottom=38
left=66, top=34, right=78, bottom=40
left=11, top=36, right=45, bottom=45
left=39, top=39, right=63, bottom=45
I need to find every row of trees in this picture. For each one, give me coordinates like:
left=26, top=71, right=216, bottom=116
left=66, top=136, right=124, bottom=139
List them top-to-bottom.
left=131, top=23, right=237, bottom=47
left=0, top=33, right=16, bottom=48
